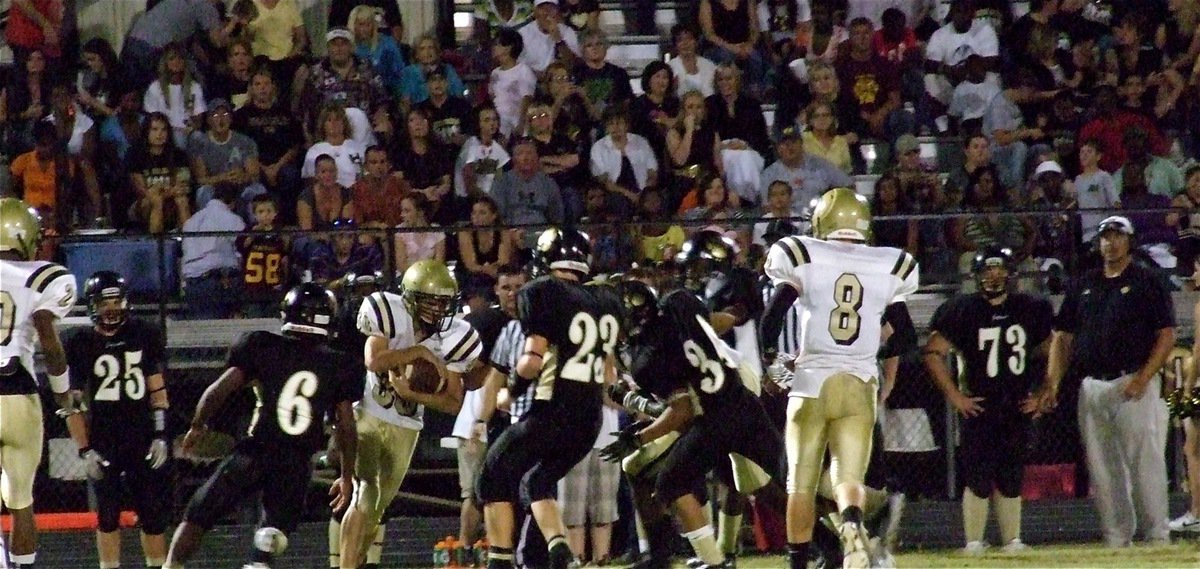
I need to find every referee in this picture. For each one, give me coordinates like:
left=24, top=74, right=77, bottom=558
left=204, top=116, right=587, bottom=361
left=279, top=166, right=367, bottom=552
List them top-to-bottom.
left=1029, top=216, right=1175, bottom=548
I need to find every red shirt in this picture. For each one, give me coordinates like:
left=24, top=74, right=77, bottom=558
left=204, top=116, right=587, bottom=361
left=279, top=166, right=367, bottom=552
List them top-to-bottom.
left=5, top=0, right=62, bottom=57
left=872, top=28, right=918, bottom=65
left=1078, top=112, right=1171, bottom=173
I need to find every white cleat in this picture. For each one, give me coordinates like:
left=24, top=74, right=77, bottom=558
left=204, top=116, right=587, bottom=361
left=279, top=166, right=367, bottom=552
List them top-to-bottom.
left=1169, top=511, right=1200, bottom=533
left=839, top=521, right=870, bottom=569
left=1000, top=538, right=1029, bottom=553
left=962, top=541, right=987, bottom=555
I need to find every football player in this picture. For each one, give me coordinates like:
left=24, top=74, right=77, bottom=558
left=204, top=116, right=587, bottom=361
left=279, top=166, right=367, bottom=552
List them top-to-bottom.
left=761, top=188, right=919, bottom=569
left=0, top=198, right=86, bottom=568
left=476, top=228, right=624, bottom=569
left=922, top=246, right=1053, bottom=553
left=334, top=259, right=482, bottom=569
left=63, top=271, right=172, bottom=568
left=603, top=279, right=786, bottom=569
left=163, top=284, right=363, bottom=569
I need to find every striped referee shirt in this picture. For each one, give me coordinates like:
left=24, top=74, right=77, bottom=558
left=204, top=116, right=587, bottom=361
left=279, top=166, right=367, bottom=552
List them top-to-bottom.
left=489, top=318, right=536, bottom=421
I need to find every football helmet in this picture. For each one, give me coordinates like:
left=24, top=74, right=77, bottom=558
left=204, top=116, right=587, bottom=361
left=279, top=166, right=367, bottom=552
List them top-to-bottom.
left=811, top=188, right=872, bottom=242
left=0, top=198, right=41, bottom=261
left=534, top=227, right=592, bottom=277
left=675, top=230, right=736, bottom=294
left=971, top=245, right=1014, bottom=299
left=400, top=259, right=459, bottom=333
left=84, top=271, right=129, bottom=333
left=618, top=279, right=658, bottom=337
left=279, top=283, right=338, bottom=337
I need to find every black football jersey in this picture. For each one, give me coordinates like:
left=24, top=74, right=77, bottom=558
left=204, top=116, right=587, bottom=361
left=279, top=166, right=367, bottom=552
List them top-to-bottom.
left=518, top=277, right=624, bottom=412
left=660, top=290, right=753, bottom=413
left=928, top=293, right=1053, bottom=401
left=64, top=319, right=166, bottom=447
left=227, top=331, right=365, bottom=451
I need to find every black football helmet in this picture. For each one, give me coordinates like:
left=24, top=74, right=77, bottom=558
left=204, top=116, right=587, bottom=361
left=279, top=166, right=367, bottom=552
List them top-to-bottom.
left=534, top=227, right=592, bottom=278
left=675, top=230, right=736, bottom=294
left=971, top=245, right=1014, bottom=299
left=84, top=270, right=129, bottom=333
left=618, top=279, right=658, bottom=338
left=280, top=283, right=338, bottom=337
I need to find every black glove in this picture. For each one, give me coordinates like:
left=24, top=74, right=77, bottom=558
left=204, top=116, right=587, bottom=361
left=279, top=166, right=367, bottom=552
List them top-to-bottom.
left=608, top=381, right=632, bottom=405
left=599, top=421, right=650, bottom=463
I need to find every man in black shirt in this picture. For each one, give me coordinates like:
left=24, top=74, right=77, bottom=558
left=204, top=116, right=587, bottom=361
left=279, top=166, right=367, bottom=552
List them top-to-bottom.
left=233, top=68, right=303, bottom=222
left=415, top=68, right=473, bottom=151
left=1030, top=216, right=1175, bottom=548
left=923, top=247, right=1053, bottom=554
left=163, top=284, right=363, bottom=569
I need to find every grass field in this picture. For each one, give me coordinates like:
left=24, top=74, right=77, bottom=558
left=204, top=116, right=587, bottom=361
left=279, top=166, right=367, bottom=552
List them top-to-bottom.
left=691, top=543, right=1200, bottom=568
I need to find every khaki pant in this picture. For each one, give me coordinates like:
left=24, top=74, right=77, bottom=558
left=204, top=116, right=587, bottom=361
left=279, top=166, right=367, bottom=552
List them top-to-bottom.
left=785, top=373, right=877, bottom=494
left=352, top=410, right=420, bottom=526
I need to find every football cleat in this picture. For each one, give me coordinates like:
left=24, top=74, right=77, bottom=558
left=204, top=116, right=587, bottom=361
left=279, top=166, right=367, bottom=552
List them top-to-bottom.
left=838, top=521, right=870, bottom=569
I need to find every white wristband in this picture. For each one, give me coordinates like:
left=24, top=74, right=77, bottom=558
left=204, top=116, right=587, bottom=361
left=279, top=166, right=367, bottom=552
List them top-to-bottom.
left=48, top=368, right=70, bottom=394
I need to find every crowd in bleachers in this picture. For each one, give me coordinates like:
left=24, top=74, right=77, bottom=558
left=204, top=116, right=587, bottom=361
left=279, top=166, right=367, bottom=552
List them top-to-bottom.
left=5, top=0, right=1200, bottom=313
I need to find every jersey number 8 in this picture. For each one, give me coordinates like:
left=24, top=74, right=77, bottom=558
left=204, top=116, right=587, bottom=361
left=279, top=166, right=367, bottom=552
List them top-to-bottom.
left=829, top=274, right=864, bottom=346
left=562, top=313, right=620, bottom=383
left=93, top=351, right=146, bottom=401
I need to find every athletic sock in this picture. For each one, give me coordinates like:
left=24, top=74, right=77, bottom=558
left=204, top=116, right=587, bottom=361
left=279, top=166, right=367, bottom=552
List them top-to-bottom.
left=962, top=491, right=989, bottom=544
left=995, top=495, right=1023, bottom=544
left=840, top=505, right=864, bottom=526
left=717, top=512, right=742, bottom=557
left=328, top=518, right=341, bottom=568
left=366, top=524, right=385, bottom=564
left=682, top=525, right=724, bottom=566
left=546, top=536, right=573, bottom=569
left=787, top=542, right=810, bottom=569
left=487, top=546, right=515, bottom=569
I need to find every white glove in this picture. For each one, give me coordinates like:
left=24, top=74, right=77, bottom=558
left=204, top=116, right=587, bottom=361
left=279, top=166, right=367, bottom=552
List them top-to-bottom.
left=146, top=438, right=169, bottom=469
left=81, top=448, right=108, bottom=480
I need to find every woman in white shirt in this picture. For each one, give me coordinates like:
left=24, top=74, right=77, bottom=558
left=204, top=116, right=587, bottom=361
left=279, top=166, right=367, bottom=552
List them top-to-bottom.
left=668, top=24, right=717, bottom=97
left=487, top=27, right=537, bottom=139
left=142, top=44, right=205, bottom=149
left=302, top=104, right=366, bottom=188
left=456, top=104, right=511, bottom=199
left=590, top=107, right=658, bottom=218
left=394, top=192, right=445, bottom=273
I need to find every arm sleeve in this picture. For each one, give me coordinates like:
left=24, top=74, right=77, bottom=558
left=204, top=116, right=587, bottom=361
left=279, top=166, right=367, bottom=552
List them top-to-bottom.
left=518, top=281, right=556, bottom=339
left=760, top=283, right=799, bottom=354
left=1053, top=284, right=1080, bottom=333
left=926, top=298, right=961, bottom=347
left=880, top=301, right=917, bottom=359
left=144, top=322, right=168, bottom=375
left=63, top=332, right=87, bottom=390
left=225, top=332, right=260, bottom=375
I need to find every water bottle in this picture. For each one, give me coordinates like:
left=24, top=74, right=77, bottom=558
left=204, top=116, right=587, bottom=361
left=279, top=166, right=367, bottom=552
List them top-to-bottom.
left=433, top=539, right=447, bottom=567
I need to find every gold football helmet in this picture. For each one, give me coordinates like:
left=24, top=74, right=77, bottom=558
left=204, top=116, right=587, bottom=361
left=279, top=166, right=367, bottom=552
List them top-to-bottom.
left=811, top=188, right=872, bottom=242
left=0, top=198, right=41, bottom=261
left=400, top=259, right=460, bottom=332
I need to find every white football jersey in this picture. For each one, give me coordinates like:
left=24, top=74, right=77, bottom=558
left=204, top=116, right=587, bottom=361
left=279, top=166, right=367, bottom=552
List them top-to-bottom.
left=765, top=236, right=918, bottom=398
left=1, top=261, right=77, bottom=392
left=355, top=291, right=482, bottom=430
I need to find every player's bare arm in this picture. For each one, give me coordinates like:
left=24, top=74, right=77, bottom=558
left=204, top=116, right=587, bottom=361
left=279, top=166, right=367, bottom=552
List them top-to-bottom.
left=34, top=310, right=90, bottom=446
left=1026, top=330, right=1075, bottom=417
left=922, top=332, right=985, bottom=417
left=514, top=335, right=549, bottom=381
left=364, top=336, right=446, bottom=378
left=182, top=367, right=248, bottom=454
left=389, top=367, right=464, bottom=415
left=634, top=390, right=694, bottom=442
left=329, top=400, right=357, bottom=513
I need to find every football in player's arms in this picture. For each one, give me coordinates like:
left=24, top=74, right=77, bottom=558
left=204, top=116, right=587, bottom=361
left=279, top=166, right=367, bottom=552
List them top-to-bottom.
left=401, top=358, right=444, bottom=393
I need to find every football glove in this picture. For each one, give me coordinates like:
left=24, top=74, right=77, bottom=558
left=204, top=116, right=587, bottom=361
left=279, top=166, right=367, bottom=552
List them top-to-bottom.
left=609, top=381, right=666, bottom=417
left=54, top=390, right=87, bottom=418
left=599, top=421, right=650, bottom=463
left=146, top=438, right=169, bottom=469
left=80, top=448, right=109, bottom=480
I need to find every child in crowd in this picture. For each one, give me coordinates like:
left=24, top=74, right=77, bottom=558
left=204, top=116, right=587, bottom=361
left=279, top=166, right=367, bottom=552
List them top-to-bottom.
left=236, top=194, right=289, bottom=317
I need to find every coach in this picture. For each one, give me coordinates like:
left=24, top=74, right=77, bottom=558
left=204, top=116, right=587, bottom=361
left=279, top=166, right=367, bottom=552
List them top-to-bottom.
left=1029, top=215, right=1174, bottom=547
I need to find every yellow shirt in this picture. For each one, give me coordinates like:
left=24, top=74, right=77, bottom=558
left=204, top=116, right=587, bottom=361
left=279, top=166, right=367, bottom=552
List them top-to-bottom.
left=248, top=0, right=302, bottom=61
left=802, top=131, right=853, bottom=175
left=638, top=225, right=686, bottom=263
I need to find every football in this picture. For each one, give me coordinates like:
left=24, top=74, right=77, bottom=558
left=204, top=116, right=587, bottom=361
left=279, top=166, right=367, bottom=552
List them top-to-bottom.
left=405, top=359, right=444, bottom=394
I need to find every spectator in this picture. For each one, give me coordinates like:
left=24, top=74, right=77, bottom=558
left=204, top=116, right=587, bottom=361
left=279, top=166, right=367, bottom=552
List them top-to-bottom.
left=5, top=0, right=63, bottom=68
left=121, top=0, right=243, bottom=89
left=246, top=0, right=308, bottom=88
left=329, top=0, right=407, bottom=46
left=473, top=0, right=534, bottom=43
left=519, top=0, right=582, bottom=74
left=560, top=0, right=600, bottom=31
left=699, top=0, right=768, bottom=97
left=923, top=0, right=999, bottom=132
left=1004, top=0, right=1059, bottom=71
left=1160, top=0, right=1200, bottom=76
left=793, top=1, right=847, bottom=64
left=350, top=4, right=405, bottom=98
left=872, top=6, right=920, bottom=66
left=835, top=16, right=905, bottom=140
left=668, top=24, right=718, bottom=98
left=297, top=27, right=392, bottom=147
left=488, top=27, right=537, bottom=140
left=573, top=30, right=633, bottom=119
left=398, top=35, right=468, bottom=108
left=75, top=38, right=123, bottom=122
left=206, top=39, right=255, bottom=109
left=143, top=44, right=206, bottom=149
left=0, top=48, right=52, bottom=154
left=947, top=54, right=1001, bottom=137
left=774, top=58, right=840, bottom=140
left=541, top=61, right=595, bottom=142
left=629, top=61, right=679, bottom=165
left=707, top=64, right=770, bottom=207
left=416, top=67, right=473, bottom=150
left=233, top=68, right=303, bottom=223
left=980, top=73, right=1043, bottom=194
left=46, top=83, right=102, bottom=220
left=1078, top=85, right=1169, bottom=172
left=98, top=87, right=147, bottom=227
left=666, top=90, right=721, bottom=209
left=189, top=98, right=266, bottom=219
left=801, top=100, right=853, bottom=174
left=526, top=101, right=586, bottom=221
left=302, top=103, right=366, bottom=189
left=456, top=104, right=511, bottom=200
left=590, top=106, right=657, bottom=219
left=391, top=107, right=454, bottom=223
left=129, top=112, right=192, bottom=234
left=9, top=121, right=75, bottom=229
left=759, top=125, right=852, bottom=212
left=1115, top=127, right=1184, bottom=199
left=887, top=133, right=939, bottom=203
left=944, top=133, right=1000, bottom=209
left=491, top=138, right=564, bottom=250
left=1074, top=139, right=1120, bottom=243
left=352, top=145, right=409, bottom=228
left=298, top=154, right=354, bottom=231
left=1027, top=160, right=1081, bottom=287
left=1119, top=160, right=1177, bottom=268
left=1170, top=166, right=1200, bottom=272
left=952, top=168, right=1037, bottom=287
left=681, top=172, right=745, bottom=231
left=870, top=172, right=918, bottom=253
left=752, top=179, right=805, bottom=248
left=180, top=182, right=245, bottom=320
left=633, top=187, right=685, bottom=264
left=236, top=193, right=289, bottom=317
left=393, top=193, right=445, bottom=273
left=457, top=196, right=515, bottom=301
left=1037, top=215, right=1175, bottom=549
left=309, top=218, right=384, bottom=285
left=559, top=403, right=621, bottom=566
